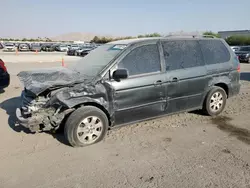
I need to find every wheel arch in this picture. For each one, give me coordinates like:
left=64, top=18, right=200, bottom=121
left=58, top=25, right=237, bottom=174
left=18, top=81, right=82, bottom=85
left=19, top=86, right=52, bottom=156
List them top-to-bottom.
left=208, top=76, right=230, bottom=98
left=202, top=82, right=229, bottom=108
left=213, top=82, right=229, bottom=98
left=74, top=102, right=111, bottom=127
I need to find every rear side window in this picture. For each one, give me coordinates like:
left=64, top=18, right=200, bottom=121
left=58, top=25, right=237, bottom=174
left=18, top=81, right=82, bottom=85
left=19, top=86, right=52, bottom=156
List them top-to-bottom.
left=162, top=40, right=203, bottom=71
left=199, top=40, right=230, bottom=65
left=118, top=44, right=161, bottom=76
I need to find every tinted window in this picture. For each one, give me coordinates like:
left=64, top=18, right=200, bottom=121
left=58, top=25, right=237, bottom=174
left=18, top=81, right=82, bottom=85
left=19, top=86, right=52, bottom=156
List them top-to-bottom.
left=162, top=40, right=203, bottom=71
left=199, top=40, right=230, bottom=65
left=118, top=44, right=161, bottom=76
left=239, top=46, right=250, bottom=51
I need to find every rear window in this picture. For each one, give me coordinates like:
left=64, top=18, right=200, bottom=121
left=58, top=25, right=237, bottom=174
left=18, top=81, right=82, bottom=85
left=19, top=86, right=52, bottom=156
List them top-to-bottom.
left=199, top=40, right=230, bottom=65
left=239, top=46, right=250, bottom=51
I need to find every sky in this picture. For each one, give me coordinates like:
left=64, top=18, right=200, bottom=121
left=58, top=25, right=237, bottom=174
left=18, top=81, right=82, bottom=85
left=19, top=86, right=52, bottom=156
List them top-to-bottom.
left=1, top=0, right=250, bottom=38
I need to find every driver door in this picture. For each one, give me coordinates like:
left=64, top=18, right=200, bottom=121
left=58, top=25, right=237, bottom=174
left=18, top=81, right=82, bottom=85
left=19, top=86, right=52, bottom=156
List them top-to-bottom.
left=109, top=41, right=167, bottom=125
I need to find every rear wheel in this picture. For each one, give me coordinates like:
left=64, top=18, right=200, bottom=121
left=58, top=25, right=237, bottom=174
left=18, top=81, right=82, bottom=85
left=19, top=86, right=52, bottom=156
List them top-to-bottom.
left=203, top=86, right=227, bottom=116
left=64, top=106, right=109, bottom=147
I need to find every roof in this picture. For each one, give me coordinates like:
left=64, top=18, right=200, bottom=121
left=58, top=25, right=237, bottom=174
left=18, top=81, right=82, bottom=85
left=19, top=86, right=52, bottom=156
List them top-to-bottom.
left=107, top=35, right=220, bottom=45
left=107, top=37, right=162, bottom=45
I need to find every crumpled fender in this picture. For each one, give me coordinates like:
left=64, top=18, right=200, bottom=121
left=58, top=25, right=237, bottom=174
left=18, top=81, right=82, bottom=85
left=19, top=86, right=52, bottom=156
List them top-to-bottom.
left=207, top=75, right=231, bottom=88
left=51, top=81, right=115, bottom=117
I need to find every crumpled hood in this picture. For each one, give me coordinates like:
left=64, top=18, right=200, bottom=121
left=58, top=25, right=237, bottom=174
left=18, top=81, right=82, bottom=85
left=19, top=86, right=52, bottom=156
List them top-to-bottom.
left=17, top=67, right=85, bottom=95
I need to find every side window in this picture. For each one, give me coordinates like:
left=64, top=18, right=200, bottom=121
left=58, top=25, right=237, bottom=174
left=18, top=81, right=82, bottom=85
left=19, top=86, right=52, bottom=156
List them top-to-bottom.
left=162, top=40, right=203, bottom=71
left=199, top=40, right=230, bottom=65
left=117, top=44, right=161, bottom=76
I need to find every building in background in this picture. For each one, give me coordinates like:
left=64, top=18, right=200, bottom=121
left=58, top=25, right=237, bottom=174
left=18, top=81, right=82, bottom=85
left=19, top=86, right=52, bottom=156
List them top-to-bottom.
left=218, top=30, right=250, bottom=39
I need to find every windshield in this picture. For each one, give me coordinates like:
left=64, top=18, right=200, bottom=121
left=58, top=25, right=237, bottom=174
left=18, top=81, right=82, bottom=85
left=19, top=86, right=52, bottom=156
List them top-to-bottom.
left=5, top=44, right=14, bottom=47
left=70, top=44, right=127, bottom=77
left=239, top=47, right=250, bottom=51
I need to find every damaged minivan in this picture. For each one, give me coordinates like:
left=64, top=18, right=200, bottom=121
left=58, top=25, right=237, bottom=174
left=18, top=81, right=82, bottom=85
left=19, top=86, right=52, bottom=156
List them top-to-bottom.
left=16, top=36, right=241, bottom=147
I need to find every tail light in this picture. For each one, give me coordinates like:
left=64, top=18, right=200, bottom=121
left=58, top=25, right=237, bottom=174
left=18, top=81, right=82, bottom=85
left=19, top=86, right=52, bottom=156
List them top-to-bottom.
left=0, top=59, right=7, bottom=72
left=237, top=64, right=240, bottom=73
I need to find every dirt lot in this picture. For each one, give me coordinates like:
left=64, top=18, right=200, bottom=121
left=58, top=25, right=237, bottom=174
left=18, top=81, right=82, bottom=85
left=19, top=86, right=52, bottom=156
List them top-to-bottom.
left=0, top=58, right=250, bottom=188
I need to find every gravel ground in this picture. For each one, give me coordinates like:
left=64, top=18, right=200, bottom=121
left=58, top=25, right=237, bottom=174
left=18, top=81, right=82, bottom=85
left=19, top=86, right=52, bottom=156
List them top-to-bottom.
left=0, top=59, right=250, bottom=188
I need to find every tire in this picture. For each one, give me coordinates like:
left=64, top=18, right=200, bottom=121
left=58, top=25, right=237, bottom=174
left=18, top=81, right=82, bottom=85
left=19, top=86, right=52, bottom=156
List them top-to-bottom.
left=203, top=86, right=227, bottom=116
left=64, top=106, right=109, bottom=147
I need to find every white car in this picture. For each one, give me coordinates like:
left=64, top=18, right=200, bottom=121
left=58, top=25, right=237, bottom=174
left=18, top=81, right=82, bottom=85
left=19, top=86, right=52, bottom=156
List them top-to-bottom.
left=3, top=43, right=16, bottom=52
left=69, top=44, right=80, bottom=50
left=56, top=45, right=69, bottom=52
left=231, top=46, right=240, bottom=52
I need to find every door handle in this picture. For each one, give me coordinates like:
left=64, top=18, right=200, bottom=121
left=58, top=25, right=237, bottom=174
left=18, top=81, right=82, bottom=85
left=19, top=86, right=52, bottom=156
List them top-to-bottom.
left=171, top=77, right=178, bottom=82
left=154, top=80, right=163, bottom=85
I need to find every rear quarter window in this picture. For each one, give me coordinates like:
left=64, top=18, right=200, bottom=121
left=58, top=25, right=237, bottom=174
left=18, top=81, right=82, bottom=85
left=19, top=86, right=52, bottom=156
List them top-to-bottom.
left=199, top=40, right=230, bottom=65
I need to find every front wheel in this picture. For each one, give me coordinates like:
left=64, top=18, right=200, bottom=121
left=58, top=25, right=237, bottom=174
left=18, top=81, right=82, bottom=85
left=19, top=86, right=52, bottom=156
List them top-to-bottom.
left=203, top=86, right=227, bottom=116
left=64, top=106, right=109, bottom=147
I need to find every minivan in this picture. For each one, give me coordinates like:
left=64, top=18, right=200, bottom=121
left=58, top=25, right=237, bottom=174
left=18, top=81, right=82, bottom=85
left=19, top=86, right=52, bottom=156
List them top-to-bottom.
left=16, top=36, right=241, bottom=147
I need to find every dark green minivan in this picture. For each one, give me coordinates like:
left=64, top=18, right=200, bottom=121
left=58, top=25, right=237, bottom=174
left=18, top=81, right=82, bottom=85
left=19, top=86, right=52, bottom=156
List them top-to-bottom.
left=16, top=36, right=241, bottom=147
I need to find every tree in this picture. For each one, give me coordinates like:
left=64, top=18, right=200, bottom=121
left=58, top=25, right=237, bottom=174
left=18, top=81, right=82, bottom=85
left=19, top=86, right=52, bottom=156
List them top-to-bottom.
left=203, top=31, right=220, bottom=38
left=137, top=33, right=162, bottom=38
left=91, top=36, right=100, bottom=43
left=225, top=36, right=250, bottom=46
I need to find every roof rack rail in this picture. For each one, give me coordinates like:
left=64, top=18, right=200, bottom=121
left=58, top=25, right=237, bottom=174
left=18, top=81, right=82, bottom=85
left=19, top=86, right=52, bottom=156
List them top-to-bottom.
left=165, top=34, right=216, bottom=38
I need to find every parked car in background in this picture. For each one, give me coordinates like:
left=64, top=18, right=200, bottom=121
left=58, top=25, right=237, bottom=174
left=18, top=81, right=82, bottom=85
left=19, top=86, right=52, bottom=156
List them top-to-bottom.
left=16, top=36, right=240, bottom=147
left=0, top=43, right=4, bottom=49
left=3, top=43, right=16, bottom=52
left=18, top=43, right=30, bottom=51
left=30, top=43, right=42, bottom=52
left=41, top=43, right=55, bottom=52
left=51, top=44, right=60, bottom=52
left=56, top=44, right=68, bottom=52
left=69, top=44, right=80, bottom=50
left=67, top=45, right=84, bottom=55
left=75, top=46, right=94, bottom=56
left=231, top=46, right=240, bottom=52
left=235, top=46, right=250, bottom=63
left=79, top=47, right=95, bottom=57
left=67, top=48, right=77, bottom=56
left=0, top=59, right=10, bottom=91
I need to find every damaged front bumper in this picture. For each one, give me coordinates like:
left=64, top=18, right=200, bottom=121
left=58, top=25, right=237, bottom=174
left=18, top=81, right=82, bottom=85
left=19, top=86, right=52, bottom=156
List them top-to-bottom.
left=15, top=90, right=74, bottom=132
left=15, top=106, right=63, bottom=132
left=16, top=107, right=39, bottom=131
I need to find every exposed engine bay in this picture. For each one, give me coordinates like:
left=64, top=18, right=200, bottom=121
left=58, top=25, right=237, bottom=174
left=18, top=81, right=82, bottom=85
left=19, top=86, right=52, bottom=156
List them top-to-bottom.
left=16, top=88, right=74, bottom=132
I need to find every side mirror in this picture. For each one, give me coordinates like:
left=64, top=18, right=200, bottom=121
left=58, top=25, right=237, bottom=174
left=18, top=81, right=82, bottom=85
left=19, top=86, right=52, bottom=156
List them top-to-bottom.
left=112, top=69, right=128, bottom=80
